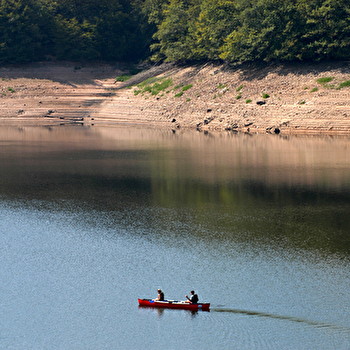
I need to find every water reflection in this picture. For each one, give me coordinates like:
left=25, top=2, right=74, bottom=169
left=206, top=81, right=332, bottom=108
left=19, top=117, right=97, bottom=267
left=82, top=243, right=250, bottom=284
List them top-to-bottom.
left=1, top=125, right=350, bottom=258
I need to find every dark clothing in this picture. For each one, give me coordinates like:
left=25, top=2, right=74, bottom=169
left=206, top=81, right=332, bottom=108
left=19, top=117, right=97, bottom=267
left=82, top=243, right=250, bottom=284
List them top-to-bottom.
left=159, top=292, right=164, bottom=301
left=190, top=294, right=198, bottom=303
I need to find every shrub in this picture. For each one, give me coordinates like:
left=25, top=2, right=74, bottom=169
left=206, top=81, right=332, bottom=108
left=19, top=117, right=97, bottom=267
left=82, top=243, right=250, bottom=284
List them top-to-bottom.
left=236, top=85, right=244, bottom=92
left=7, top=87, right=15, bottom=93
left=311, top=87, right=318, bottom=92
left=134, top=89, right=142, bottom=96
left=175, top=91, right=183, bottom=98
left=262, top=93, right=270, bottom=98
left=236, top=94, right=242, bottom=99
left=186, top=98, right=191, bottom=102
left=246, top=99, right=252, bottom=103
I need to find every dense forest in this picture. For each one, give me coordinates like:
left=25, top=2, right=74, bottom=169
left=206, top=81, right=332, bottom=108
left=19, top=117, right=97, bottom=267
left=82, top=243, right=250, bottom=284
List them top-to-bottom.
left=0, top=0, right=349, bottom=64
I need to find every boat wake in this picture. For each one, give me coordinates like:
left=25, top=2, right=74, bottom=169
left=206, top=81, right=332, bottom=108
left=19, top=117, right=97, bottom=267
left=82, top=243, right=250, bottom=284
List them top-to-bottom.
left=211, top=307, right=347, bottom=331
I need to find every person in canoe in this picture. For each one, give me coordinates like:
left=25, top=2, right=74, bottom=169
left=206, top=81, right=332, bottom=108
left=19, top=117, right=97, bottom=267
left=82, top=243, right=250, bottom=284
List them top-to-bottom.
left=155, top=289, right=164, bottom=301
left=185, top=290, right=199, bottom=304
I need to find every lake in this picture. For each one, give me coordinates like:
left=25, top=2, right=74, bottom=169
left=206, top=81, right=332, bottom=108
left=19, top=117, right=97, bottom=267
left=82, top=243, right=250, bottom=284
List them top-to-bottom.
left=1, top=126, right=350, bottom=349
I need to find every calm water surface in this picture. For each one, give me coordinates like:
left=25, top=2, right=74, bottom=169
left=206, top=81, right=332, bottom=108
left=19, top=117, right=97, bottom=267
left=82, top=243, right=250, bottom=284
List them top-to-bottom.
left=1, top=126, right=350, bottom=349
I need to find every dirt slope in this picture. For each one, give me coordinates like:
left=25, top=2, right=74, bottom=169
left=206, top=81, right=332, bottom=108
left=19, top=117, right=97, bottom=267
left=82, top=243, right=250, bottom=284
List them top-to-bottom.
left=1, top=61, right=349, bottom=135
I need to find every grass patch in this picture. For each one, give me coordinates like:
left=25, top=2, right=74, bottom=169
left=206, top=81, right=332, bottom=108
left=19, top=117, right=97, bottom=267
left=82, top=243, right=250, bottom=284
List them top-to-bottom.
left=116, top=74, right=131, bottom=82
left=136, top=77, right=173, bottom=96
left=137, top=77, right=160, bottom=88
left=316, top=77, right=333, bottom=85
left=151, top=78, right=173, bottom=95
left=337, top=80, right=350, bottom=89
left=217, top=83, right=227, bottom=89
left=174, top=84, right=184, bottom=90
left=182, top=84, right=193, bottom=92
left=236, top=85, right=244, bottom=92
left=7, top=87, right=15, bottom=93
left=311, top=87, right=318, bottom=92
left=175, top=91, right=183, bottom=98
left=262, top=93, right=270, bottom=98
left=236, top=94, right=242, bottom=99
left=186, top=98, right=191, bottom=102
left=246, top=99, right=252, bottom=103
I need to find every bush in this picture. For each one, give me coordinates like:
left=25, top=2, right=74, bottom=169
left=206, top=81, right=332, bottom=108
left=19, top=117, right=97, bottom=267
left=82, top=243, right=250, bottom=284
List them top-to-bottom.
left=311, top=87, right=318, bottom=92
left=175, top=91, right=183, bottom=98
left=262, top=93, right=270, bottom=99
left=246, top=99, right=252, bottom=103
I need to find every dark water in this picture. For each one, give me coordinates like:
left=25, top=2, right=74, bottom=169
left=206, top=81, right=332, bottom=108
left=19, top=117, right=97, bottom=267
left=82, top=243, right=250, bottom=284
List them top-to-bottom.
left=1, top=126, right=350, bottom=349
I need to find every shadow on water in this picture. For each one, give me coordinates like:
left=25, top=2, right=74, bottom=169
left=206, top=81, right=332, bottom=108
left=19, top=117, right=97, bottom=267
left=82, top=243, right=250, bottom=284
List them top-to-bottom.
left=212, top=308, right=349, bottom=331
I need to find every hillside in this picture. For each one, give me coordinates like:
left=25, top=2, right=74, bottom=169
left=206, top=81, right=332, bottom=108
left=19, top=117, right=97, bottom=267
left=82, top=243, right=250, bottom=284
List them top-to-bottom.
left=1, top=61, right=350, bottom=135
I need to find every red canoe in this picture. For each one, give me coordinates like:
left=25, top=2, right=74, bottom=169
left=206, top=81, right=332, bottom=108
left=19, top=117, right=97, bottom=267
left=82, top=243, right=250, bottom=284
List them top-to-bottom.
left=138, top=298, right=210, bottom=311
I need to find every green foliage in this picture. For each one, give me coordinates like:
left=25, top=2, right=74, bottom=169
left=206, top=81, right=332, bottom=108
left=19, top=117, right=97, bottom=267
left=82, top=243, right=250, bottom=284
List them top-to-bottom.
left=0, top=0, right=155, bottom=63
left=1, top=0, right=350, bottom=64
left=149, top=0, right=350, bottom=63
left=116, top=75, right=131, bottom=82
left=136, top=77, right=173, bottom=96
left=316, top=77, right=334, bottom=85
left=151, top=78, right=173, bottom=95
left=337, top=80, right=350, bottom=89
left=174, top=84, right=184, bottom=90
left=182, top=84, right=193, bottom=91
left=236, top=85, right=244, bottom=92
left=7, top=87, right=15, bottom=93
left=311, top=87, right=319, bottom=92
left=175, top=91, right=184, bottom=97
left=262, top=93, right=270, bottom=98
left=236, top=94, right=242, bottom=99
left=246, top=99, right=252, bottom=103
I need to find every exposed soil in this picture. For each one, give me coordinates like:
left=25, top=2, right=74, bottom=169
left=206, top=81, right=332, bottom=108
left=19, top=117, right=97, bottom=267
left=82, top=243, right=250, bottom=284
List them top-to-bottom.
left=1, top=60, right=350, bottom=135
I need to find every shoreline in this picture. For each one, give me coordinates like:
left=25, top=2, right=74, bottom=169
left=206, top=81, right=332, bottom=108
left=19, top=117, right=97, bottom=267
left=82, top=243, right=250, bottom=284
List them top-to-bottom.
left=0, top=61, right=349, bottom=135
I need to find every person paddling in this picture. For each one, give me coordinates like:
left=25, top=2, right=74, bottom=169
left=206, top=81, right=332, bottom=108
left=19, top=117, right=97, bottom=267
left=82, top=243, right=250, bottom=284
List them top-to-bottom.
left=155, top=289, right=164, bottom=301
left=185, top=290, right=198, bottom=304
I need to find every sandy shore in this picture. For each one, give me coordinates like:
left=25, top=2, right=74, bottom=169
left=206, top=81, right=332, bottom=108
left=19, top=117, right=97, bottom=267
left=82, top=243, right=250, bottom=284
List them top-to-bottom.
left=1, top=61, right=349, bottom=135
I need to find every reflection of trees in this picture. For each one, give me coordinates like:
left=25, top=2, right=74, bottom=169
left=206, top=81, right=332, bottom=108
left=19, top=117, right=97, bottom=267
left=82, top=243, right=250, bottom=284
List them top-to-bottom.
left=150, top=178, right=350, bottom=257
